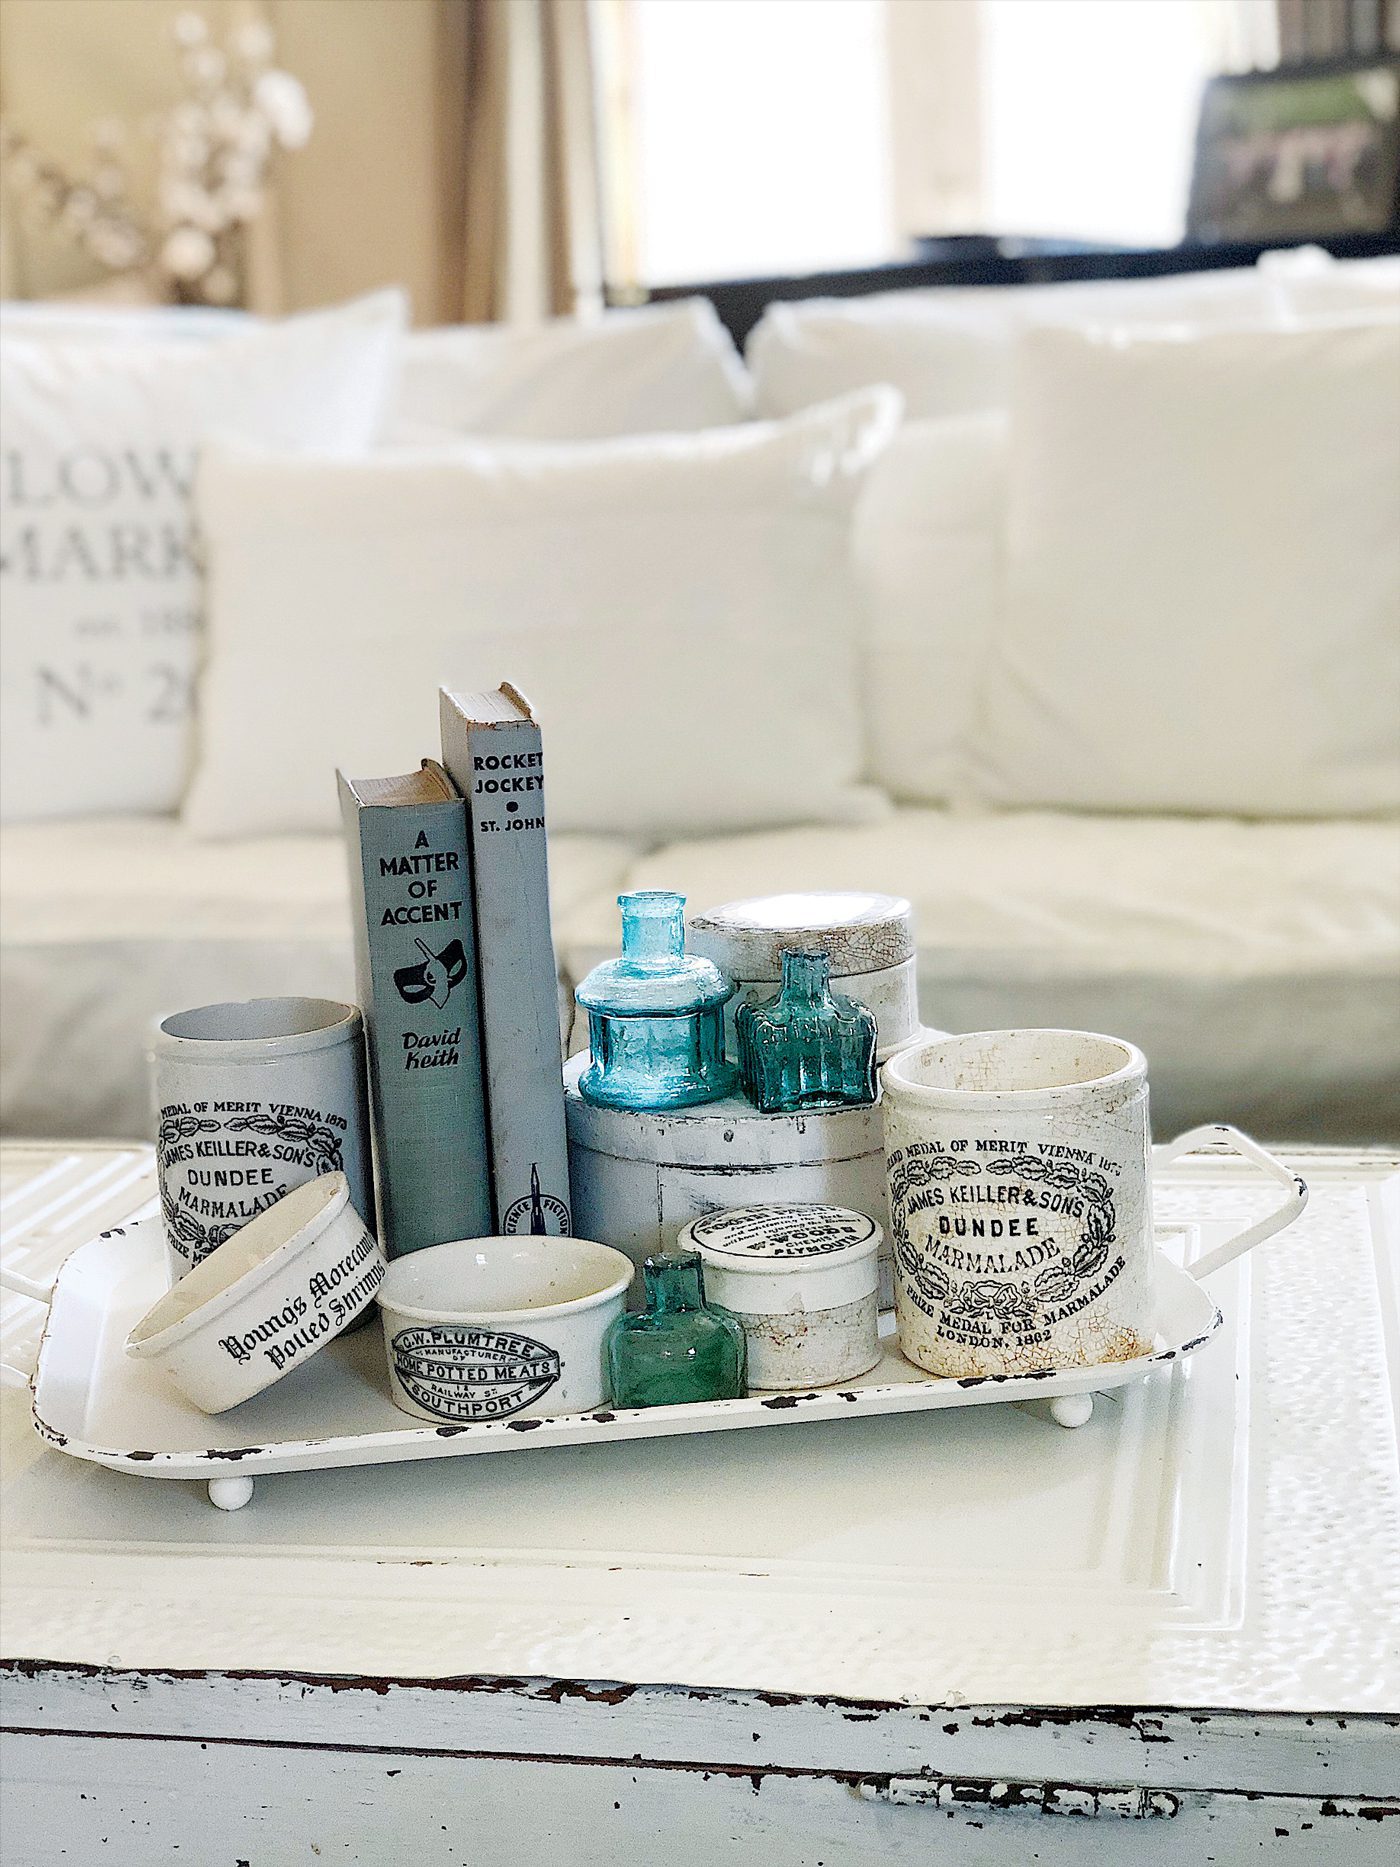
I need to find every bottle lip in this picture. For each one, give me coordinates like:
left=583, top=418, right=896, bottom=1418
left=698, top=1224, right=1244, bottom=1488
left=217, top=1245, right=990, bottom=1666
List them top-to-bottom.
left=622, top=889, right=686, bottom=915
left=644, top=1248, right=702, bottom=1273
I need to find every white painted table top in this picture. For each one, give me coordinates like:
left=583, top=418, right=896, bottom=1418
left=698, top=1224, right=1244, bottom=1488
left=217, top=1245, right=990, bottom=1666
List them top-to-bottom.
left=2, top=1140, right=1397, bottom=1717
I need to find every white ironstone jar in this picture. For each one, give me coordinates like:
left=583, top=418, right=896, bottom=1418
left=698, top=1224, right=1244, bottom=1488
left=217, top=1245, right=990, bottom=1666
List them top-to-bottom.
left=149, top=998, right=373, bottom=1285
left=882, top=1030, right=1155, bottom=1380
left=680, top=1203, right=882, bottom=1390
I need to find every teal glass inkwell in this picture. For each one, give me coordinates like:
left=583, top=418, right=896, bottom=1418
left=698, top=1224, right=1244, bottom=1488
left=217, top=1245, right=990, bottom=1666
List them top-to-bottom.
left=576, top=891, right=737, bottom=1111
left=736, top=948, right=878, bottom=1114
left=604, top=1250, right=747, bottom=1408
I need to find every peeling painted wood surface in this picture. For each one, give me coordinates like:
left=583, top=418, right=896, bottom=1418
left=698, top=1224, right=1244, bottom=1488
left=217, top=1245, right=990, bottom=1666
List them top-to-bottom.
left=5, top=1667, right=1399, bottom=1801
left=2, top=1733, right=1396, bottom=1867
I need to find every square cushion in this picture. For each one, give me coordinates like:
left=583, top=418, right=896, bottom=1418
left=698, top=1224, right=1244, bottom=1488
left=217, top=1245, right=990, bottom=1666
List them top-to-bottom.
left=1257, top=248, right=1400, bottom=319
left=748, top=265, right=1287, bottom=420
left=0, top=292, right=405, bottom=822
left=392, top=298, right=751, bottom=440
left=0, top=301, right=251, bottom=346
left=976, top=318, right=1400, bottom=817
left=183, top=389, right=899, bottom=840
left=853, top=412, right=1005, bottom=805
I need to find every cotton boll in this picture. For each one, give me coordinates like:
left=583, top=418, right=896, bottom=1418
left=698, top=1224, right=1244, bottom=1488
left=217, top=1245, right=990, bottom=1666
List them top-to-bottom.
left=253, top=71, right=313, bottom=149
left=161, top=225, right=216, bottom=282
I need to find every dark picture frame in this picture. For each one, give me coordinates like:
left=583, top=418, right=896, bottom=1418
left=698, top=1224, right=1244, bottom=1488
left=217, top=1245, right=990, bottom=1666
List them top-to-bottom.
left=1187, top=56, right=1400, bottom=242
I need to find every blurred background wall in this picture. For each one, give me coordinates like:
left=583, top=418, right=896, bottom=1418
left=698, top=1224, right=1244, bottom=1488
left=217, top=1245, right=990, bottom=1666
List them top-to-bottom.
left=0, top=0, right=460, bottom=318
left=3, top=0, right=1397, bottom=321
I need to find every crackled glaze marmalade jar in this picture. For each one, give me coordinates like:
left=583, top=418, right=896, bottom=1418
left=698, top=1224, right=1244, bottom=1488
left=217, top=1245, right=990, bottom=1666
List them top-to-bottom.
left=882, top=1029, right=1154, bottom=1380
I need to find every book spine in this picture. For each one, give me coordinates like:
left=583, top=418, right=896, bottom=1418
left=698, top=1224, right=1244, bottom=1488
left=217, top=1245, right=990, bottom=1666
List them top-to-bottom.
left=441, top=711, right=573, bottom=1236
left=340, top=779, right=493, bottom=1255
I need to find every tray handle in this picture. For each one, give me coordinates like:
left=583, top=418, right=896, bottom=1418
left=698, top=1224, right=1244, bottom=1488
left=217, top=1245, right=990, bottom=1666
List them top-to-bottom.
left=1155, top=1123, right=1308, bottom=1281
left=0, top=1261, right=56, bottom=1390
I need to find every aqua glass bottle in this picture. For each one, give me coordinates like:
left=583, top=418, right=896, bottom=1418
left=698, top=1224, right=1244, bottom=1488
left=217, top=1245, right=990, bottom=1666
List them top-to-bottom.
left=576, top=891, right=737, bottom=1111
left=736, top=948, right=878, bottom=1114
left=604, top=1251, right=747, bottom=1407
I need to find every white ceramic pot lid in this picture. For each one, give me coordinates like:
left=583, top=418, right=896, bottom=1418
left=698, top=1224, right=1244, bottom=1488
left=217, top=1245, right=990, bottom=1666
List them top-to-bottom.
left=682, top=1203, right=881, bottom=1271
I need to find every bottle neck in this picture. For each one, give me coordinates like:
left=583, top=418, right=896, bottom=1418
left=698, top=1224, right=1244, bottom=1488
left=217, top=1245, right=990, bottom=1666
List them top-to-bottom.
left=620, top=891, right=686, bottom=966
left=781, top=948, right=833, bottom=1006
left=643, top=1251, right=706, bottom=1313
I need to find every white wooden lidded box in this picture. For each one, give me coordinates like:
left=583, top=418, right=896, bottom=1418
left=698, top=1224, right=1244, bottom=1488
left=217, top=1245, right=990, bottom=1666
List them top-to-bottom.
left=565, top=1051, right=893, bottom=1289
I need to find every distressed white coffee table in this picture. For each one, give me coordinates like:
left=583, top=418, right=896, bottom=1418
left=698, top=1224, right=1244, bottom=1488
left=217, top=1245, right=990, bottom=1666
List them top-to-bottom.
left=1, top=1140, right=1397, bottom=1864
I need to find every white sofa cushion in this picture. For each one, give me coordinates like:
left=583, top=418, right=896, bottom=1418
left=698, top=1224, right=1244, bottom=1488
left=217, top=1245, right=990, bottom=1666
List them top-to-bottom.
left=1257, top=248, right=1400, bottom=318
left=747, top=255, right=1400, bottom=420
left=748, top=265, right=1287, bottom=419
left=0, top=291, right=405, bottom=824
left=0, top=295, right=753, bottom=441
left=394, top=298, right=751, bottom=440
left=0, top=302, right=251, bottom=346
left=975, top=318, right=1400, bottom=818
left=183, top=390, right=899, bottom=841
left=854, top=412, right=1004, bottom=805
left=3, top=808, right=1395, bottom=1142
left=558, top=809, right=1400, bottom=1142
left=0, top=817, right=638, bottom=1141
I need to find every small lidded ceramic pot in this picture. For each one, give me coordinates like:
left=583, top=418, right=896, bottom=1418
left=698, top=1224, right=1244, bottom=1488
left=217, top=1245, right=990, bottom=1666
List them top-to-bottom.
left=680, top=1202, right=882, bottom=1390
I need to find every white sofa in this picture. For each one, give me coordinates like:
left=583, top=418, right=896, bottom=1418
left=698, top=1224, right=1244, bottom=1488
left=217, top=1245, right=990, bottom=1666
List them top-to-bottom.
left=2, top=266, right=1397, bottom=1145
left=2, top=805, right=1394, bottom=1143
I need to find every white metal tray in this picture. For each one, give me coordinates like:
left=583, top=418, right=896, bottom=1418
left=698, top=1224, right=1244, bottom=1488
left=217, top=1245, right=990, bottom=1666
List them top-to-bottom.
left=6, top=1126, right=1306, bottom=1511
left=13, top=1215, right=1231, bottom=1512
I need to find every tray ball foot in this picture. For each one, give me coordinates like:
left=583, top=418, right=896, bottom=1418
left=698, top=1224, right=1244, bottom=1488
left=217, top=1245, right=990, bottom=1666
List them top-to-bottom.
left=1050, top=1392, right=1094, bottom=1430
left=208, top=1475, right=255, bottom=1511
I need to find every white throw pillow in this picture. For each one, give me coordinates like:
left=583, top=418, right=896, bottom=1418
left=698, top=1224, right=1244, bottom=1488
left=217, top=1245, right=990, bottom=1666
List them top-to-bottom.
left=1257, top=247, right=1400, bottom=319
left=749, top=266, right=1287, bottom=419
left=0, top=291, right=405, bottom=822
left=392, top=298, right=751, bottom=440
left=0, top=301, right=251, bottom=347
left=976, top=319, right=1400, bottom=818
left=184, top=390, right=899, bottom=840
left=854, top=412, right=1005, bottom=805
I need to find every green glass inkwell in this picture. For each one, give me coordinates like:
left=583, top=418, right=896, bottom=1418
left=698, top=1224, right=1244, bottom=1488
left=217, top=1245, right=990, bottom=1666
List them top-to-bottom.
left=576, top=891, right=736, bottom=1111
left=736, top=948, right=878, bottom=1114
left=604, top=1250, right=747, bottom=1408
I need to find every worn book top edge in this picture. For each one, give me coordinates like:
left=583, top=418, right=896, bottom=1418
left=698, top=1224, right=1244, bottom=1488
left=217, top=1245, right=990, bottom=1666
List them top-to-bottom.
left=440, top=682, right=536, bottom=728
left=339, top=761, right=454, bottom=808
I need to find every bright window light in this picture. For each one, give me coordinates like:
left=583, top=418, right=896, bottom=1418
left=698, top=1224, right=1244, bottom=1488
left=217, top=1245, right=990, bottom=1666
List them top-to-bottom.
left=622, top=0, right=893, bottom=285
left=980, top=0, right=1229, bottom=245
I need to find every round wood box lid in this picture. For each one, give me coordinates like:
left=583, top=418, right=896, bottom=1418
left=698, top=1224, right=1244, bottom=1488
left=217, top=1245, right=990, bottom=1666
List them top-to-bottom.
left=687, top=890, right=914, bottom=978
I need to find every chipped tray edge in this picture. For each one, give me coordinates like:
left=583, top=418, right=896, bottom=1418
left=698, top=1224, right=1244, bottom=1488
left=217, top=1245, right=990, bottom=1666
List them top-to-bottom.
left=27, top=1221, right=1221, bottom=1482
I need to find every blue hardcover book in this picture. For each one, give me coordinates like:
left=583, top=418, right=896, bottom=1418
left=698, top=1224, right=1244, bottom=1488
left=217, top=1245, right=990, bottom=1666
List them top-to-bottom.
left=438, top=685, right=572, bottom=1236
left=338, top=760, right=493, bottom=1255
